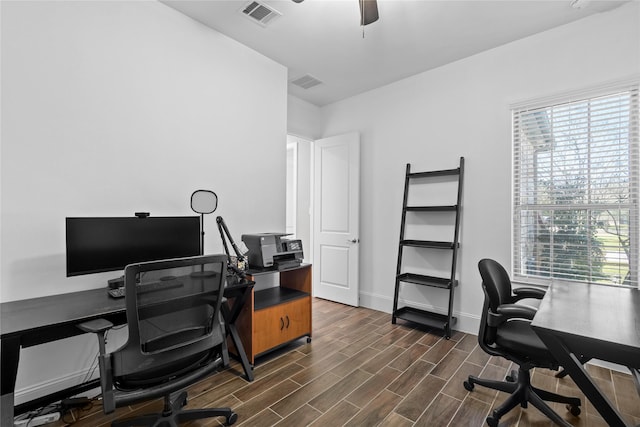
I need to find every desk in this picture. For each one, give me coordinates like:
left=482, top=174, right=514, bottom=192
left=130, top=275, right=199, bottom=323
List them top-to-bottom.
left=0, top=280, right=254, bottom=426
left=531, top=282, right=640, bottom=427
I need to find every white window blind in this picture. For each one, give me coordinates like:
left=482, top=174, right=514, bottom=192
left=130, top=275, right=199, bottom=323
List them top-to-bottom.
left=513, top=84, right=639, bottom=287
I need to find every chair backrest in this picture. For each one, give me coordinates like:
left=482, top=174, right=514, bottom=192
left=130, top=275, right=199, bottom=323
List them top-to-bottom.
left=112, top=255, right=227, bottom=380
left=477, top=258, right=514, bottom=348
left=478, top=258, right=513, bottom=312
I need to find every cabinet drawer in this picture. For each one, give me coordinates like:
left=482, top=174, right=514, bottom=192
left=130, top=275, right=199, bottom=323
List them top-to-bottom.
left=253, top=296, right=310, bottom=355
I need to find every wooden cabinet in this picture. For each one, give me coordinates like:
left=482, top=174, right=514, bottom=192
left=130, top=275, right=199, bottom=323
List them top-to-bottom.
left=232, top=264, right=312, bottom=364
left=253, top=297, right=311, bottom=355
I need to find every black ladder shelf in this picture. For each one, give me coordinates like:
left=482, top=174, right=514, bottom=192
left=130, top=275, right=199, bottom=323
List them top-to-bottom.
left=392, top=157, right=464, bottom=338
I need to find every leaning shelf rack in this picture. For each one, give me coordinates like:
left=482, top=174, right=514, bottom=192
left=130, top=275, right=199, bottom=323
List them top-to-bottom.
left=392, top=157, right=464, bottom=338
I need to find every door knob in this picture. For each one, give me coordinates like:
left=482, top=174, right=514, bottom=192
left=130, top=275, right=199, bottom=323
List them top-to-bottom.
left=347, top=238, right=359, bottom=243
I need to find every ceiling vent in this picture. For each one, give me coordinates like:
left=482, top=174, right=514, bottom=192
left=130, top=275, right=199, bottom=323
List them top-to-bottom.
left=240, top=1, right=282, bottom=27
left=290, top=74, right=323, bottom=90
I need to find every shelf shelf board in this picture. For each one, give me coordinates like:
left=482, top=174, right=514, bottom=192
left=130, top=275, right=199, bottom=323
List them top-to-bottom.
left=408, top=168, right=460, bottom=179
left=405, top=205, right=457, bottom=212
left=400, top=239, right=456, bottom=249
left=245, top=263, right=311, bottom=277
left=397, top=273, right=453, bottom=289
left=254, top=287, right=309, bottom=311
left=393, top=306, right=457, bottom=332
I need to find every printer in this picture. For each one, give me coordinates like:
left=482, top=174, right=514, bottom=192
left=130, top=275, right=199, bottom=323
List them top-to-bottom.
left=241, top=233, right=303, bottom=269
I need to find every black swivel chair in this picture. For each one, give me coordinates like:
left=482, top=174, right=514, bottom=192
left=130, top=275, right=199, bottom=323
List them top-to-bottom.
left=79, top=255, right=237, bottom=426
left=464, top=259, right=581, bottom=427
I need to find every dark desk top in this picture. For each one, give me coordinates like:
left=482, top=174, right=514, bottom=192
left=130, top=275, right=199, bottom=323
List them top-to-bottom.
left=0, top=280, right=254, bottom=343
left=531, top=282, right=640, bottom=366
left=1, top=288, right=124, bottom=340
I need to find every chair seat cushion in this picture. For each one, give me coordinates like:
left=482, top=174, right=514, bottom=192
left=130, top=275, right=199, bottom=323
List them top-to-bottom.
left=494, top=320, right=556, bottom=367
left=115, top=349, right=215, bottom=390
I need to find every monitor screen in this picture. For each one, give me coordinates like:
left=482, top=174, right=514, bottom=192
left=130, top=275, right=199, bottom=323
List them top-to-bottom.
left=66, top=216, right=201, bottom=277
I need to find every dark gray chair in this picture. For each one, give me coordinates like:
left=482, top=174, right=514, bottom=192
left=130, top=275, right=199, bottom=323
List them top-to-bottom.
left=79, top=255, right=237, bottom=427
left=463, top=258, right=581, bottom=427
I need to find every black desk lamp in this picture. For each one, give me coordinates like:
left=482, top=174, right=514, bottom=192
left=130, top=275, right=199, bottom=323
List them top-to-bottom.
left=190, top=190, right=218, bottom=255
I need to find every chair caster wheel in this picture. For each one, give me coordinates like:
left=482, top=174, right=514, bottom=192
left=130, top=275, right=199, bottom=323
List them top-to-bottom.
left=307, top=337, right=312, bottom=343
left=506, top=369, right=517, bottom=382
left=463, top=380, right=474, bottom=391
left=567, top=404, right=581, bottom=416
left=226, top=411, right=238, bottom=425
left=486, top=415, right=499, bottom=427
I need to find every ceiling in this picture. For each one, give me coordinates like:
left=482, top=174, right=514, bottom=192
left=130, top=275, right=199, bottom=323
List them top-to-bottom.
left=161, top=0, right=626, bottom=107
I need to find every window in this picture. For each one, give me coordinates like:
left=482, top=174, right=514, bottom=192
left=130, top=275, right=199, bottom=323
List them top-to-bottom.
left=513, top=83, right=639, bottom=287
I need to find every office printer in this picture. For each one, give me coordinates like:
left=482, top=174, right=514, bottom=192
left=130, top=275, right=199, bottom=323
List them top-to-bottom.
left=241, top=233, right=303, bottom=269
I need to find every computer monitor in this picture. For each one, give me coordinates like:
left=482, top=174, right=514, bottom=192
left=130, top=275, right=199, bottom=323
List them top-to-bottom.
left=66, top=216, right=201, bottom=277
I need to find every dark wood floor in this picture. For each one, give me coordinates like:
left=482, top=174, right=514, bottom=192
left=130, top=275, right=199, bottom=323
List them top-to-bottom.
left=53, top=298, right=639, bottom=426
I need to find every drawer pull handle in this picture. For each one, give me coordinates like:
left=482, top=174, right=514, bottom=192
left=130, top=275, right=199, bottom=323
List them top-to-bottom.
left=285, top=315, right=290, bottom=328
left=280, top=317, right=284, bottom=330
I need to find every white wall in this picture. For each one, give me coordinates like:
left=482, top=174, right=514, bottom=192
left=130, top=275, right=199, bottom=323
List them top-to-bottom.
left=1, top=0, right=287, bottom=402
left=320, top=2, right=640, bottom=333
left=288, top=95, right=322, bottom=140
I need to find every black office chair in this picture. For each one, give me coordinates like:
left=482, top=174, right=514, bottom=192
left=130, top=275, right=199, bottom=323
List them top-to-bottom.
left=79, top=255, right=237, bottom=426
left=463, top=259, right=581, bottom=427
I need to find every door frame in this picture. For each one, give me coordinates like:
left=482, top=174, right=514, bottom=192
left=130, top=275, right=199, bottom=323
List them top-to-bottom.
left=286, top=132, right=360, bottom=306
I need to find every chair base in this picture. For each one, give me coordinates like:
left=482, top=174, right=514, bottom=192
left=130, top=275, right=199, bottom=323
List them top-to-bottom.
left=464, top=367, right=580, bottom=427
left=112, top=391, right=237, bottom=427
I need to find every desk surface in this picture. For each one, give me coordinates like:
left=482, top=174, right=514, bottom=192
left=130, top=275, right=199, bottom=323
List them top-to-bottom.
left=0, top=281, right=252, bottom=344
left=531, top=282, right=640, bottom=366
left=531, top=282, right=640, bottom=426
left=1, top=288, right=125, bottom=342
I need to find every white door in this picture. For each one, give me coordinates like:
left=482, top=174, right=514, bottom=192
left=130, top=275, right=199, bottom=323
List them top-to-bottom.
left=313, top=132, right=360, bottom=306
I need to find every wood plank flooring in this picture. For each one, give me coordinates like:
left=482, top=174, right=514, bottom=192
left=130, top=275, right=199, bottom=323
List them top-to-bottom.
left=51, top=298, right=639, bottom=426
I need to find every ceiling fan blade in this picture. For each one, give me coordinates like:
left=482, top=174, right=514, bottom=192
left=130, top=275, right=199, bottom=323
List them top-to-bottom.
left=359, top=0, right=379, bottom=26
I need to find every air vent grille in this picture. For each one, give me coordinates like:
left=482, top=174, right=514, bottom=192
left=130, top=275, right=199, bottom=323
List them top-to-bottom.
left=241, top=1, right=282, bottom=26
left=290, top=74, right=323, bottom=90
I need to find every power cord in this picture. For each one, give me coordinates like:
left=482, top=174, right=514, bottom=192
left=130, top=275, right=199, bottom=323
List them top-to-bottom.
left=14, top=396, right=96, bottom=425
left=60, top=397, right=95, bottom=424
left=13, top=403, right=60, bottom=427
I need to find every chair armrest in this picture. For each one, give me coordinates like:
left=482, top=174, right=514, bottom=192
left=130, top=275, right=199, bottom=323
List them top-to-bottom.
left=512, top=287, right=546, bottom=301
left=496, top=303, right=537, bottom=321
left=78, top=318, right=114, bottom=334
left=78, top=319, right=113, bottom=357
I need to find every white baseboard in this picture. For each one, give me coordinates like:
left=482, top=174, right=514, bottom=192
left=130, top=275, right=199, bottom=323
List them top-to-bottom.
left=587, top=360, right=632, bottom=375
left=14, top=369, right=99, bottom=406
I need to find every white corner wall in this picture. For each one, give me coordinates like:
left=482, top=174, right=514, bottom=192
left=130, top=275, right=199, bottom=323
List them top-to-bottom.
left=1, top=0, right=287, bottom=402
left=320, top=3, right=640, bottom=333
left=288, top=95, right=323, bottom=140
